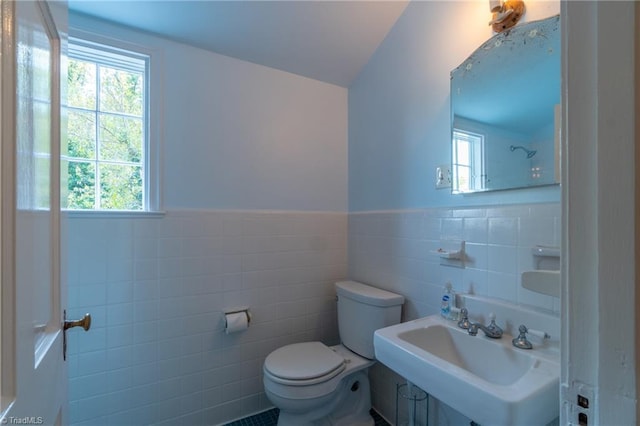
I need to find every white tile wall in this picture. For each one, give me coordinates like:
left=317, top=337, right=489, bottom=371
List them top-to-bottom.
left=348, top=202, right=561, bottom=422
left=67, top=203, right=559, bottom=425
left=66, top=210, right=347, bottom=426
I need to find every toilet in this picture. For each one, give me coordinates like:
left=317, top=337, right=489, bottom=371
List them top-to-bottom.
left=263, top=280, right=404, bottom=426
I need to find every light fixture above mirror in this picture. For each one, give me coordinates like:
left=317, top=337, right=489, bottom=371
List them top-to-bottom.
left=489, top=0, right=525, bottom=33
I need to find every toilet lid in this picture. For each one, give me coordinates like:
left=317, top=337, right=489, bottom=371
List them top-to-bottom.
left=264, top=342, right=345, bottom=381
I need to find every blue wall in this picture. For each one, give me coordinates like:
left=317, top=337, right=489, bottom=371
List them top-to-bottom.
left=348, top=1, right=561, bottom=212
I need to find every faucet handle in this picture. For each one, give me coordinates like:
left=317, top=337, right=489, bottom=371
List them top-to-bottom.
left=458, top=308, right=470, bottom=329
left=486, top=312, right=503, bottom=335
left=512, top=324, right=533, bottom=349
left=527, top=328, right=551, bottom=340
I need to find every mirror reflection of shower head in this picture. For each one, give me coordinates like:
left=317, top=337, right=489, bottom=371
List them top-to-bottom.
left=510, top=145, right=537, bottom=158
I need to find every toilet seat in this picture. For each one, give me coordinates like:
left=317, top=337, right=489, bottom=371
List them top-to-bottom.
left=263, top=342, right=346, bottom=386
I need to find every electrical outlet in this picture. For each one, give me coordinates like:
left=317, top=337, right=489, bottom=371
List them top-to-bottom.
left=436, top=164, right=452, bottom=189
left=562, top=382, right=595, bottom=426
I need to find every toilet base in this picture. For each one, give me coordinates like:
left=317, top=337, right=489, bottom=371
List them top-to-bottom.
left=275, top=370, right=373, bottom=426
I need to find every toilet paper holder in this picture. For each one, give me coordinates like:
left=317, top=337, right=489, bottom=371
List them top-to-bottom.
left=224, top=307, right=251, bottom=327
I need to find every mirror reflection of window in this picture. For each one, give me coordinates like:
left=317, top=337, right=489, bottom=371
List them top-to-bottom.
left=449, top=15, right=560, bottom=193
left=452, top=129, right=484, bottom=193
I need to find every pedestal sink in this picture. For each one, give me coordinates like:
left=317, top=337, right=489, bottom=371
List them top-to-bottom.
left=374, top=315, right=559, bottom=426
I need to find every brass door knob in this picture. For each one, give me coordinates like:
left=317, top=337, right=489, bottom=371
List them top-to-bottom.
left=64, top=313, right=91, bottom=331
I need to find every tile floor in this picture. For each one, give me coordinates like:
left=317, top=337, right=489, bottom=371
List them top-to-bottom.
left=224, top=408, right=390, bottom=426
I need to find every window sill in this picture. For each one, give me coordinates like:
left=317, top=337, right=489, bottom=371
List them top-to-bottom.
left=62, top=210, right=166, bottom=219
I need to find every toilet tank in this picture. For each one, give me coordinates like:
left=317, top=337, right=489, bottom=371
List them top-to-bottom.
left=336, top=280, right=404, bottom=359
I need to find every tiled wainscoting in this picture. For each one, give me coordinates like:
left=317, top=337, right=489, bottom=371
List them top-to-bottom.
left=65, top=202, right=560, bottom=425
left=349, top=203, right=561, bottom=422
left=65, top=210, right=347, bottom=425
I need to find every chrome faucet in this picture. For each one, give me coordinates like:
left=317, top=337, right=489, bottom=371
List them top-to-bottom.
left=457, top=307, right=471, bottom=329
left=467, top=313, right=503, bottom=339
left=512, top=324, right=550, bottom=349
left=512, top=325, right=533, bottom=349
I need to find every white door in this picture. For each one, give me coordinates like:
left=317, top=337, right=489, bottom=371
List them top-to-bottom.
left=0, top=1, right=72, bottom=425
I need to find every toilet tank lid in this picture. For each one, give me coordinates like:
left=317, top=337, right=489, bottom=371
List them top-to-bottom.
left=336, top=281, right=404, bottom=307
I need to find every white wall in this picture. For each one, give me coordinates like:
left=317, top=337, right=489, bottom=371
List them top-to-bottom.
left=346, top=1, right=563, bottom=424
left=68, top=3, right=637, bottom=426
left=66, top=13, right=349, bottom=426
left=71, top=13, right=348, bottom=212
left=162, top=45, right=348, bottom=211
left=349, top=202, right=561, bottom=422
left=66, top=211, right=346, bottom=425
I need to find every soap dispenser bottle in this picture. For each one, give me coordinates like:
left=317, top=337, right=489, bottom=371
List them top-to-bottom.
left=440, top=282, right=456, bottom=319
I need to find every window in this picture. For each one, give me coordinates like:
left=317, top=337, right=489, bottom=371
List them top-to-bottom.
left=63, top=38, right=151, bottom=211
left=452, top=129, right=485, bottom=193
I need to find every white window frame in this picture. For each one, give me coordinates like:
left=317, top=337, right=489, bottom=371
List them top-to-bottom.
left=65, top=29, right=162, bottom=216
left=452, top=129, right=485, bottom=193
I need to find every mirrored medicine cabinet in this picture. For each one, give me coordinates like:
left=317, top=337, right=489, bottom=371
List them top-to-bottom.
left=450, top=15, right=560, bottom=194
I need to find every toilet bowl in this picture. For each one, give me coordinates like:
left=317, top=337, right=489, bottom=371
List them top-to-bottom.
left=262, top=281, right=404, bottom=426
left=264, top=343, right=374, bottom=426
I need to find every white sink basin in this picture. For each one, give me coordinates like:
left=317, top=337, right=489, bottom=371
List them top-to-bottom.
left=374, top=315, right=559, bottom=426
